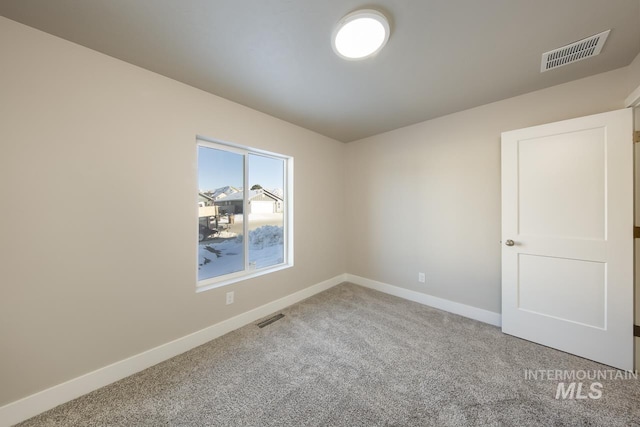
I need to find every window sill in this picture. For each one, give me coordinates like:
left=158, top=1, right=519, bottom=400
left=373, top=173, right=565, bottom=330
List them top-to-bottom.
left=196, top=262, right=294, bottom=293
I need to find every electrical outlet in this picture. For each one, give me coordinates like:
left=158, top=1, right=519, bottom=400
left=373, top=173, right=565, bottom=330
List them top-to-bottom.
left=418, top=272, right=426, bottom=283
left=226, top=291, right=234, bottom=305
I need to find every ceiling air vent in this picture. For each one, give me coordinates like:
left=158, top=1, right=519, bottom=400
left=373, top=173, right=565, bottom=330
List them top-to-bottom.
left=541, top=30, right=610, bottom=72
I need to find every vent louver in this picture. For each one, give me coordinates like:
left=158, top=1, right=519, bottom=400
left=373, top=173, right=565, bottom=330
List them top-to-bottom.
left=541, top=30, right=610, bottom=72
left=257, top=313, right=285, bottom=328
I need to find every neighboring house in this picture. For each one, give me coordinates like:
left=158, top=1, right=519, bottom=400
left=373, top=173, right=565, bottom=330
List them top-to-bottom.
left=198, top=186, right=241, bottom=206
left=212, top=186, right=240, bottom=200
left=215, top=189, right=283, bottom=214
left=263, top=189, right=284, bottom=213
left=198, top=192, right=215, bottom=208
left=198, top=192, right=218, bottom=220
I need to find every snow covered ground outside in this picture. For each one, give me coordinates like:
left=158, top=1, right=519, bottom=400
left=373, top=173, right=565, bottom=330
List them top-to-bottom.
left=198, top=225, right=284, bottom=280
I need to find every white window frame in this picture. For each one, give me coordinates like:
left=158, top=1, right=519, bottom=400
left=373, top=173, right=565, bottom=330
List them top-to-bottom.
left=196, top=136, right=294, bottom=292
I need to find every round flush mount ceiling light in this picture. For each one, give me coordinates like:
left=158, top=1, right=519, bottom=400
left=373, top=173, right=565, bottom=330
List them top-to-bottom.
left=332, top=9, right=390, bottom=60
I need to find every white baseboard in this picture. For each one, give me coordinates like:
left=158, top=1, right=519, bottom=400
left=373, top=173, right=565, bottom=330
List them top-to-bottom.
left=0, top=274, right=347, bottom=427
left=346, top=274, right=502, bottom=327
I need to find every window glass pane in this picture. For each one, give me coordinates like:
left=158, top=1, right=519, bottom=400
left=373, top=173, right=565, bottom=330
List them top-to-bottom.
left=198, top=146, right=244, bottom=281
left=247, top=154, right=285, bottom=269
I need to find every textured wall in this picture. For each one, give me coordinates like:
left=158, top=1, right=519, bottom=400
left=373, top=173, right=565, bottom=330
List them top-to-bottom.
left=0, top=17, right=345, bottom=406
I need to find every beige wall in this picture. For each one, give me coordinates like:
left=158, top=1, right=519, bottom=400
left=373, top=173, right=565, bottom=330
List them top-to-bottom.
left=2, top=14, right=640, bottom=410
left=0, top=17, right=345, bottom=406
left=628, top=51, right=640, bottom=94
left=345, top=66, right=632, bottom=314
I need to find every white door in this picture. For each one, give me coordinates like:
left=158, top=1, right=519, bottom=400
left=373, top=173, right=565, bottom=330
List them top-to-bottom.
left=501, top=108, right=634, bottom=370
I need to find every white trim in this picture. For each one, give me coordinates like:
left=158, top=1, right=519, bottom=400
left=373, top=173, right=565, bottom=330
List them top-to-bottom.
left=625, top=84, right=640, bottom=108
left=243, top=152, right=249, bottom=270
left=285, top=156, right=294, bottom=268
left=196, top=263, right=293, bottom=293
left=0, top=274, right=347, bottom=427
left=346, top=274, right=502, bottom=327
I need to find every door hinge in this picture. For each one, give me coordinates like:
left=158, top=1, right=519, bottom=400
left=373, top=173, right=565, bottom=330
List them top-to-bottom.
left=635, top=131, right=640, bottom=143
left=635, top=227, right=640, bottom=238
left=635, top=325, right=640, bottom=337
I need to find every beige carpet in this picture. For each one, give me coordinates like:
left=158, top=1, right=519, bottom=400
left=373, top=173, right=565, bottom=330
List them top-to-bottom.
left=17, top=283, right=640, bottom=426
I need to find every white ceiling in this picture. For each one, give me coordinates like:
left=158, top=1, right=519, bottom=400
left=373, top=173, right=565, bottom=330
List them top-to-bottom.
left=1, top=0, right=639, bottom=142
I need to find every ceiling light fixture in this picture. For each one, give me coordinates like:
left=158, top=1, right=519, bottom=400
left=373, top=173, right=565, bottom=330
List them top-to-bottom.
left=332, top=9, right=390, bottom=60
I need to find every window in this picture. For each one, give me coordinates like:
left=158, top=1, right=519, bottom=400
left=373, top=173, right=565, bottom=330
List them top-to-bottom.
left=196, top=137, right=293, bottom=290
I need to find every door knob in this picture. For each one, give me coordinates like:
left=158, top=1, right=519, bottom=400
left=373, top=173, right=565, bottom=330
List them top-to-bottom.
left=505, top=240, right=515, bottom=246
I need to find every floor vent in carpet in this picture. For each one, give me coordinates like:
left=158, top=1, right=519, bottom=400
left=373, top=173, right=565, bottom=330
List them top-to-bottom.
left=257, top=313, right=285, bottom=328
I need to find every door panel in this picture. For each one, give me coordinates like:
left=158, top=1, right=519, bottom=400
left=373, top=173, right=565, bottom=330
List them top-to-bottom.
left=502, top=108, right=633, bottom=370
left=518, top=128, right=605, bottom=239
left=518, top=254, right=605, bottom=329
